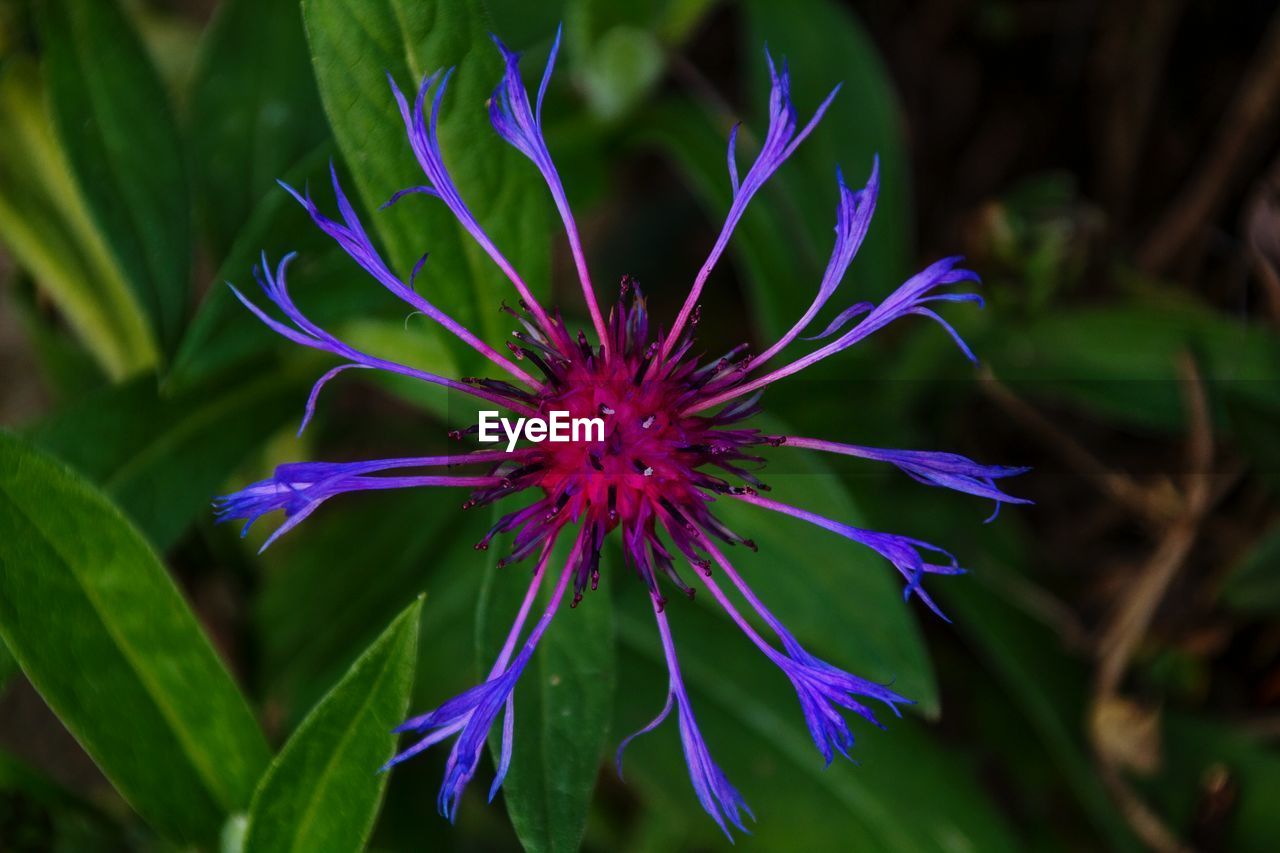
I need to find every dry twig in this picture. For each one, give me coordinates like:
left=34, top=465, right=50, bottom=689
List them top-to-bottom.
left=1140, top=9, right=1280, bottom=272
left=1087, top=353, right=1215, bottom=853
left=978, top=366, right=1182, bottom=526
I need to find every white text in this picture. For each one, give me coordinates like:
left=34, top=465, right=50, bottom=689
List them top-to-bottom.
left=477, top=410, right=605, bottom=452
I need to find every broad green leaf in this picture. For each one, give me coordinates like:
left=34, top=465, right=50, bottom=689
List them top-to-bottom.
left=37, top=0, right=192, bottom=355
left=187, top=0, right=329, bottom=258
left=301, top=0, right=551, bottom=368
left=744, top=0, right=912, bottom=300
left=0, top=61, right=156, bottom=378
left=987, top=301, right=1280, bottom=431
left=27, top=370, right=307, bottom=551
left=0, top=433, right=270, bottom=843
left=251, top=486, right=504, bottom=850
left=1222, top=526, right=1280, bottom=615
left=477, top=532, right=616, bottom=853
left=612, top=588, right=1019, bottom=852
left=243, top=597, right=422, bottom=853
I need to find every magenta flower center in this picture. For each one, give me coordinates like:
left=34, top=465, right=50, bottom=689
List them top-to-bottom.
left=470, top=285, right=766, bottom=608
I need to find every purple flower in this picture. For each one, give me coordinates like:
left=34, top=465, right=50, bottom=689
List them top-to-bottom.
left=216, top=27, right=1028, bottom=835
left=617, top=602, right=753, bottom=839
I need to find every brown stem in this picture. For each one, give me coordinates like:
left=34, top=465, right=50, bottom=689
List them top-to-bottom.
left=1091, top=0, right=1187, bottom=223
left=1139, top=9, right=1280, bottom=272
left=1089, top=354, right=1215, bottom=853
left=978, top=366, right=1182, bottom=526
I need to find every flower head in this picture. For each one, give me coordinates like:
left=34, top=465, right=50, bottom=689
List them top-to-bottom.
left=217, top=28, right=1028, bottom=836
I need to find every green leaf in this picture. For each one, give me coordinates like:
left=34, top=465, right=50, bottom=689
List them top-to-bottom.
left=37, top=0, right=192, bottom=355
left=188, top=0, right=329, bottom=259
left=301, top=0, right=551, bottom=368
left=744, top=0, right=912, bottom=300
left=131, top=9, right=204, bottom=100
left=0, top=60, right=157, bottom=378
left=987, top=301, right=1280, bottom=431
left=27, top=370, right=306, bottom=550
left=0, top=433, right=270, bottom=844
left=253, top=498, right=493, bottom=849
left=1222, top=526, right=1280, bottom=615
left=477, top=532, right=616, bottom=853
left=612, top=588, right=1019, bottom=852
left=243, top=597, right=422, bottom=853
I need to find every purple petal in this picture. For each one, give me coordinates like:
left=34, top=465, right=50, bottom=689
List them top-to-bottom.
left=487, top=31, right=606, bottom=340
left=663, top=47, right=842, bottom=359
left=381, top=185, right=440, bottom=208
left=780, top=438, right=1031, bottom=506
left=730, top=493, right=965, bottom=617
left=388, top=537, right=582, bottom=818
left=615, top=691, right=674, bottom=779
left=487, top=694, right=516, bottom=802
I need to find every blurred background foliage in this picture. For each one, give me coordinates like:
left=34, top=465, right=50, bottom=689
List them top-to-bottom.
left=1, top=0, right=1279, bottom=850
